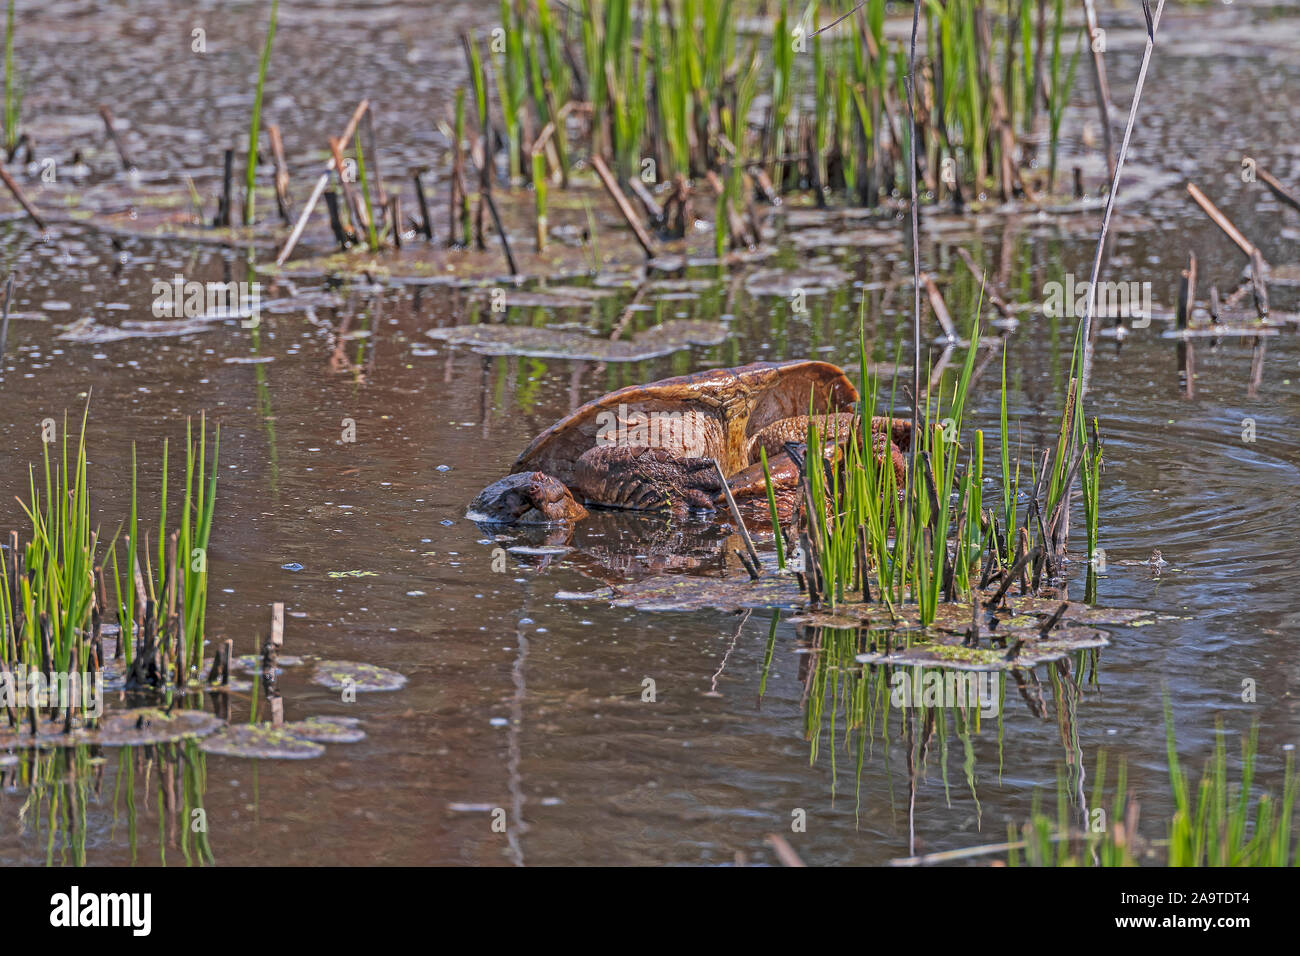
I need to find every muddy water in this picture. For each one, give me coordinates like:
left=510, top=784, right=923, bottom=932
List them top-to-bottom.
left=2, top=1, right=1299, bottom=865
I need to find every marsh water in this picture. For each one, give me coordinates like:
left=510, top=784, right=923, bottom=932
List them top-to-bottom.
left=1, top=0, right=1298, bottom=865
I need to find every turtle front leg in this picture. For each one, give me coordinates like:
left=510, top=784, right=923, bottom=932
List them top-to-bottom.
left=571, top=445, right=722, bottom=514
left=469, top=471, right=589, bottom=524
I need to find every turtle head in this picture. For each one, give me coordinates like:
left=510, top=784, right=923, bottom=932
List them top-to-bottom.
left=468, top=472, right=589, bottom=525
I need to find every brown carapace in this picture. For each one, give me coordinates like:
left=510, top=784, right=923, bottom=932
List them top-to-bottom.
left=469, top=360, right=911, bottom=525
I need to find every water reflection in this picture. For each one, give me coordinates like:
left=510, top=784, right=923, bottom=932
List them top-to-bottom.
left=774, top=620, right=1104, bottom=857
left=1, top=739, right=213, bottom=866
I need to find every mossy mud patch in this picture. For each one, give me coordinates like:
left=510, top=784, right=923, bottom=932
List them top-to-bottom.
left=426, top=317, right=730, bottom=361
left=592, top=570, right=1160, bottom=671
left=1, top=650, right=398, bottom=760
left=311, top=660, right=407, bottom=692
left=0, top=708, right=223, bottom=748
left=0, top=709, right=368, bottom=760
left=199, top=724, right=327, bottom=760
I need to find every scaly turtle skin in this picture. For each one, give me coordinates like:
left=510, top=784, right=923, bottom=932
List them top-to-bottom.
left=469, top=360, right=911, bottom=524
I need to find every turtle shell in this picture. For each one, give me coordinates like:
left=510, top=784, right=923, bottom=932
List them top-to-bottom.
left=509, top=360, right=859, bottom=489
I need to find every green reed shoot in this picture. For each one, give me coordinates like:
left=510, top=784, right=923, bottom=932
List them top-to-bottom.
left=2, top=0, right=18, bottom=154
left=244, top=0, right=279, bottom=226
left=484, top=0, right=1091, bottom=226
left=497, top=0, right=528, bottom=182
left=529, top=0, right=570, bottom=180
left=605, top=0, right=648, bottom=180
left=648, top=0, right=690, bottom=176
left=1018, top=0, right=1037, bottom=135
left=1045, top=0, right=1082, bottom=192
left=769, top=1, right=794, bottom=184
left=811, top=2, right=828, bottom=194
left=466, top=30, right=489, bottom=151
left=454, top=89, right=472, bottom=244
left=353, top=132, right=381, bottom=253
left=532, top=147, right=548, bottom=251
left=582, top=197, right=600, bottom=271
left=791, top=283, right=1103, bottom=626
left=998, top=345, right=1019, bottom=551
left=10, top=408, right=95, bottom=676
left=0, top=410, right=225, bottom=692
left=178, top=414, right=220, bottom=675
left=1080, top=416, right=1103, bottom=573
left=759, top=447, right=785, bottom=570
left=1164, top=703, right=1298, bottom=866
left=1012, top=709, right=1298, bottom=866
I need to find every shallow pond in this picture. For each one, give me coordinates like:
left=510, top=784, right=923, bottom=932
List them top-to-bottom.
left=0, top=0, right=1298, bottom=865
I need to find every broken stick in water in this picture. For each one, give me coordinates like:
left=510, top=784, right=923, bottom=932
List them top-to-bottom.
left=1081, top=0, right=1116, bottom=181
left=274, top=101, right=370, bottom=264
left=98, top=105, right=136, bottom=171
left=363, top=106, right=388, bottom=210
left=268, top=124, right=293, bottom=225
left=329, top=136, right=371, bottom=242
left=216, top=148, right=234, bottom=227
left=591, top=154, right=656, bottom=258
left=1253, top=163, right=1300, bottom=215
left=0, top=164, right=45, bottom=230
left=413, top=169, right=434, bottom=240
left=275, top=172, right=330, bottom=265
left=627, top=176, right=664, bottom=227
left=1186, top=182, right=1269, bottom=267
left=481, top=189, right=519, bottom=276
left=955, top=247, right=1013, bottom=320
left=1176, top=252, right=1196, bottom=397
left=0, top=272, right=14, bottom=365
left=922, top=273, right=958, bottom=343
left=713, top=459, right=762, bottom=577
left=765, top=833, right=806, bottom=867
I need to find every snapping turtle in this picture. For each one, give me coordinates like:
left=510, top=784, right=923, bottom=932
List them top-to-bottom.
left=469, top=360, right=911, bottom=524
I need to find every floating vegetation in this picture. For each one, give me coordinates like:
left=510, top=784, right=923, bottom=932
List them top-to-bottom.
left=743, top=265, right=854, bottom=297
left=469, top=288, right=618, bottom=309
left=56, top=315, right=229, bottom=343
left=425, top=317, right=728, bottom=360
left=614, top=569, right=1149, bottom=670
left=554, top=588, right=615, bottom=601
left=848, top=623, right=1107, bottom=672
left=233, top=653, right=304, bottom=673
left=310, top=660, right=407, bottom=692
left=0, top=707, right=222, bottom=748
left=84, top=708, right=224, bottom=747
left=282, top=716, right=366, bottom=744
left=199, top=723, right=326, bottom=760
